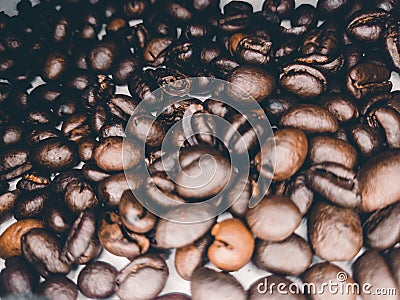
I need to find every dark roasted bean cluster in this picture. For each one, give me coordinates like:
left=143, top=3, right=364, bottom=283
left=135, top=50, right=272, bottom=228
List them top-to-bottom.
left=1, top=0, right=400, bottom=299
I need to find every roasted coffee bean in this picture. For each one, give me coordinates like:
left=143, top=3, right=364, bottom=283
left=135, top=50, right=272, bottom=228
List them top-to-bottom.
left=262, top=0, right=294, bottom=18
left=317, top=0, right=352, bottom=17
left=291, top=4, right=317, bottom=28
left=346, top=10, right=391, bottom=43
left=385, top=22, right=400, bottom=72
left=143, top=37, right=174, bottom=67
left=88, top=41, right=118, bottom=72
left=41, top=51, right=68, bottom=82
left=112, top=55, right=142, bottom=85
left=346, top=63, right=392, bottom=100
left=279, top=64, right=327, bottom=99
left=227, top=65, right=275, bottom=104
left=82, top=74, right=115, bottom=108
left=262, top=92, right=299, bottom=124
left=318, top=93, right=359, bottom=123
left=107, top=94, right=139, bottom=121
left=280, top=104, right=339, bottom=133
left=368, top=106, right=400, bottom=148
left=61, top=113, right=90, bottom=143
left=127, top=114, right=167, bottom=148
left=100, top=120, right=126, bottom=138
left=0, top=123, right=24, bottom=146
left=349, top=123, right=384, bottom=157
left=256, top=128, right=308, bottom=181
left=94, top=136, right=142, bottom=171
left=310, top=136, right=358, bottom=169
left=31, top=138, right=78, bottom=172
left=78, top=138, right=96, bottom=162
left=0, top=146, right=29, bottom=173
left=358, top=150, right=400, bottom=212
left=82, top=163, right=111, bottom=182
left=305, top=163, right=361, bottom=208
left=51, top=170, right=82, bottom=194
left=98, top=172, right=144, bottom=206
left=17, top=173, right=50, bottom=191
left=286, top=174, right=314, bottom=215
left=64, top=180, right=98, bottom=213
left=14, top=189, right=50, bottom=220
left=0, top=190, right=20, bottom=223
left=119, top=190, right=157, bottom=233
left=246, top=195, right=301, bottom=241
left=43, top=200, right=73, bottom=234
left=364, top=200, right=400, bottom=250
left=309, top=202, right=362, bottom=261
left=155, top=205, right=216, bottom=248
left=61, top=210, right=96, bottom=264
left=98, top=211, right=150, bottom=258
left=208, top=218, right=254, bottom=272
left=0, top=219, right=44, bottom=259
left=21, top=228, right=71, bottom=277
left=253, top=234, right=312, bottom=276
left=175, top=235, right=211, bottom=281
left=76, top=236, right=102, bottom=265
left=353, top=250, right=398, bottom=300
left=114, top=255, right=169, bottom=300
left=0, top=256, right=40, bottom=296
left=78, top=261, right=117, bottom=299
left=303, top=262, right=356, bottom=300
left=191, top=267, right=246, bottom=300
left=36, top=275, right=78, bottom=300
left=248, top=275, right=306, bottom=300
left=155, top=293, right=191, bottom=300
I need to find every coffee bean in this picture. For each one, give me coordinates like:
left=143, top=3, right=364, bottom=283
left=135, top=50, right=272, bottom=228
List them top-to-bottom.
left=346, top=10, right=390, bottom=43
left=280, top=104, right=339, bottom=133
left=256, top=128, right=308, bottom=181
left=358, top=150, right=400, bottom=212
left=286, top=174, right=314, bottom=216
left=64, top=180, right=98, bottom=213
left=14, top=189, right=50, bottom=220
left=0, top=190, right=20, bottom=223
left=246, top=195, right=301, bottom=241
left=42, top=200, right=73, bottom=234
left=364, top=201, right=400, bottom=250
left=309, top=202, right=362, bottom=261
left=208, top=218, right=254, bottom=271
left=0, top=219, right=44, bottom=259
left=21, top=228, right=71, bottom=277
left=253, top=234, right=312, bottom=276
left=353, top=250, right=398, bottom=300
left=115, top=255, right=169, bottom=300
left=78, top=261, right=117, bottom=299
left=303, top=262, right=356, bottom=300
left=191, top=267, right=246, bottom=300
left=36, top=275, right=78, bottom=300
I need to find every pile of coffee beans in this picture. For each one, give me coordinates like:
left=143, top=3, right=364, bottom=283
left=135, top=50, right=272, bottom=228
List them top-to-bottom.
left=1, top=0, right=400, bottom=299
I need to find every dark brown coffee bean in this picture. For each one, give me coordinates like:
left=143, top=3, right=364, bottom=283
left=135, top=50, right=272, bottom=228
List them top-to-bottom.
left=262, top=0, right=294, bottom=18
left=317, top=0, right=352, bottom=17
left=346, top=10, right=390, bottom=43
left=143, top=37, right=174, bottom=67
left=88, top=41, right=118, bottom=72
left=42, top=51, right=68, bottom=82
left=112, top=55, right=142, bottom=85
left=346, top=63, right=392, bottom=100
left=279, top=64, right=327, bottom=99
left=227, top=65, right=275, bottom=104
left=82, top=74, right=115, bottom=108
left=318, top=93, right=359, bottom=123
left=107, top=94, right=139, bottom=121
left=280, top=104, right=339, bottom=133
left=368, top=106, right=400, bottom=148
left=61, top=113, right=90, bottom=143
left=127, top=114, right=167, bottom=148
left=100, top=120, right=126, bottom=138
left=0, top=123, right=23, bottom=146
left=349, top=123, right=384, bottom=157
left=256, top=128, right=308, bottom=181
left=94, top=136, right=142, bottom=172
left=31, top=138, right=78, bottom=172
left=78, top=138, right=96, bottom=162
left=0, top=146, right=29, bottom=173
left=358, top=150, right=400, bottom=212
left=82, top=163, right=111, bottom=182
left=305, top=163, right=361, bottom=208
left=51, top=170, right=82, bottom=194
left=98, top=172, right=144, bottom=206
left=17, top=173, right=50, bottom=192
left=286, top=174, right=314, bottom=216
left=64, top=180, right=98, bottom=213
left=14, top=189, right=49, bottom=220
left=0, top=190, right=20, bottom=223
left=119, top=190, right=156, bottom=233
left=246, top=195, right=301, bottom=241
left=43, top=200, right=73, bottom=234
left=364, top=201, right=400, bottom=250
left=309, top=202, right=362, bottom=261
left=155, top=206, right=216, bottom=248
left=61, top=210, right=96, bottom=264
left=98, top=211, right=150, bottom=258
left=208, top=218, right=254, bottom=272
left=0, top=219, right=44, bottom=259
left=21, top=228, right=71, bottom=277
left=253, top=234, right=312, bottom=276
left=175, top=235, right=211, bottom=281
left=75, top=236, right=102, bottom=265
left=353, top=250, right=398, bottom=300
left=115, top=255, right=169, bottom=300
left=0, top=256, right=40, bottom=296
left=78, top=261, right=117, bottom=299
left=303, top=262, right=356, bottom=300
left=191, top=267, right=246, bottom=300
left=36, top=275, right=78, bottom=300
left=248, top=275, right=306, bottom=300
